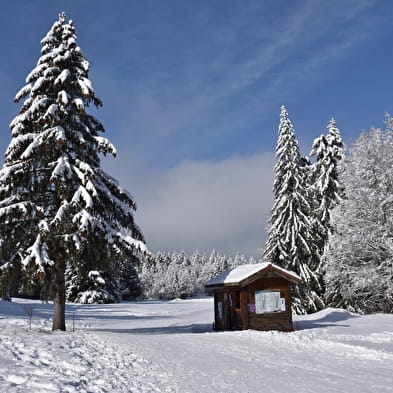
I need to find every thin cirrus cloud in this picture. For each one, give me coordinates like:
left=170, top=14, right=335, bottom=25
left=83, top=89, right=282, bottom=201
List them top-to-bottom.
left=92, top=0, right=383, bottom=162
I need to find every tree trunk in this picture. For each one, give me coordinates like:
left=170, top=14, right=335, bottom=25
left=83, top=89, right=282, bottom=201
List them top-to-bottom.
left=52, top=257, right=66, bottom=331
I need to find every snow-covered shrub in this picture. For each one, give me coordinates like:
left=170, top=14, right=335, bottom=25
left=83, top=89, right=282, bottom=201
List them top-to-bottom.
left=73, top=271, right=121, bottom=304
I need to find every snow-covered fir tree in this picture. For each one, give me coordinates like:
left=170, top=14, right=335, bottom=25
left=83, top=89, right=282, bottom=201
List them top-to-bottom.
left=0, top=13, right=146, bottom=330
left=264, top=106, right=324, bottom=314
left=308, top=119, right=344, bottom=300
left=310, top=119, right=344, bottom=238
left=325, top=121, right=393, bottom=313
left=190, top=250, right=205, bottom=292
left=139, top=251, right=170, bottom=299
left=166, top=251, right=194, bottom=299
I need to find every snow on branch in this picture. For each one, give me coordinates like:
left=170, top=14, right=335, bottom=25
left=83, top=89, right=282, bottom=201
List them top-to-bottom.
left=38, top=46, right=62, bottom=66
left=53, top=50, right=72, bottom=66
left=54, top=69, right=71, bottom=85
left=31, top=76, right=47, bottom=95
left=77, top=77, right=94, bottom=97
left=14, top=83, right=32, bottom=102
left=57, top=90, right=69, bottom=106
left=29, top=97, right=51, bottom=117
left=73, top=98, right=84, bottom=111
left=43, top=104, right=60, bottom=122
left=20, top=126, right=66, bottom=160
left=5, top=133, right=35, bottom=159
left=94, top=136, right=116, bottom=156
left=50, top=155, right=73, bottom=182
left=72, top=161, right=94, bottom=185
left=0, top=162, right=25, bottom=184
left=94, top=177, right=136, bottom=217
left=85, top=180, right=98, bottom=198
left=71, top=185, right=93, bottom=210
left=51, top=200, right=70, bottom=227
left=0, top=201, right=41, bottom=222
left=0, top=202, right=26, bottom=217
left=72, top=209, right=94, bottom=232
left=38, top=219, right=50, bottom=236
left=103, top=221, right=147, bottom=253
left=72, top=233, right=82, bottom=250
left=22, top=235, right=54, bottom=272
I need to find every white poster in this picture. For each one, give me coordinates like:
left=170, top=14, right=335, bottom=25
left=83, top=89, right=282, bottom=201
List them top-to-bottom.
left=255, top=291, right=281, bottom=314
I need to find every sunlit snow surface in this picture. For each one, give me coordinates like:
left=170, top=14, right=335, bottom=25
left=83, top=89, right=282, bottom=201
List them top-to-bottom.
left=1, top=298, right=393, bottom=392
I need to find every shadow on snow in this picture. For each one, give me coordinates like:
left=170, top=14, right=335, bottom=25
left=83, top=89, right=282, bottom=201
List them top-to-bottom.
left=296, top=309, right=360, bottom=330
left=90, top=323, right=213, bottom=335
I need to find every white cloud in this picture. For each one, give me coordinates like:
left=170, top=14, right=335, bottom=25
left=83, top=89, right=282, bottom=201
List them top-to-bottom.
left=103, top=151, right=275, bottom=257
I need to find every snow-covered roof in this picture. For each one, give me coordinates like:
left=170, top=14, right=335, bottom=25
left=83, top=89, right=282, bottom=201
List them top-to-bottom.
left=205, top=262, right=301, bottom=288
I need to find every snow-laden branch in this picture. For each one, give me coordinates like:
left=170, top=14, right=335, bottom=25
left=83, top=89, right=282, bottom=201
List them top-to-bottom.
left=20, top=126, right=66, bottom=160
left=94, top=136, right=116, bottom=156
left=50, top=156, right=73, bottom=182
left=71, top=185, right=93, bottom=210
left=22, top=235, right=54, bottom=271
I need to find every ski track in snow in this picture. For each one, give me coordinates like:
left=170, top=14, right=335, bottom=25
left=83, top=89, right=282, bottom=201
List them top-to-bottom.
left=1, top=298, right=393, bottom=393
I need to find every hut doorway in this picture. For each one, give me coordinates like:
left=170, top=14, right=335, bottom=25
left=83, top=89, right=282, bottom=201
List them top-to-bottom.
left=214, top=290, right=242, bottom=331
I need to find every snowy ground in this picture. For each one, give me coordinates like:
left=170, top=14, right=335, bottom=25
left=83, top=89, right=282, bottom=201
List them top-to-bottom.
left=1, top=297, right=393, bottom=393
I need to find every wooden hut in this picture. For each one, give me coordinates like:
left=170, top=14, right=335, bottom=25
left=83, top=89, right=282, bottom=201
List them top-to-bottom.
left=205, top=262, right=301, bottom=332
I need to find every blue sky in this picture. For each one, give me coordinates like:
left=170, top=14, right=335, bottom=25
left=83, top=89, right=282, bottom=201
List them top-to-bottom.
left=0, top=0, right=392, bottom=256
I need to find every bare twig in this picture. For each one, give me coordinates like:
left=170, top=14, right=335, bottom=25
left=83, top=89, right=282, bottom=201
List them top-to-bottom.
left=20, top=304, right=37, bottom=330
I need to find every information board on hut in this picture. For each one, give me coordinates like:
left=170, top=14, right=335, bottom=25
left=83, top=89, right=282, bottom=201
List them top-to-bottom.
left=255, top=291, right=281, bottom=313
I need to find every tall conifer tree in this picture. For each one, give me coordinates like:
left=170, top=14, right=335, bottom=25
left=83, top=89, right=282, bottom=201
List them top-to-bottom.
left=0, top=13, right=145, bottom=330
left=264, top=106, right=323, bottom=314
left=310, top=118, right=344, bottom=237
left=308, top=119, right=344, bottom=305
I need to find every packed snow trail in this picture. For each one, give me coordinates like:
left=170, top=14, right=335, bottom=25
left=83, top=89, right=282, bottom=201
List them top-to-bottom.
left=1, top=298, right=393, bottom=392
left=0, top=300, right=176, bottom=393
left=0, top=330, right=175, bottom=393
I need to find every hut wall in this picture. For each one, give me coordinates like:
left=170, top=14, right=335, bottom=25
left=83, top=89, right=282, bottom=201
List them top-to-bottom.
left=245, top=277, right=293, bottom=332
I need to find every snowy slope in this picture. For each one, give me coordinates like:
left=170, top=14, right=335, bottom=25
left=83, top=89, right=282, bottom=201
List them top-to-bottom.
left=1, top=298, right=393, bottom=393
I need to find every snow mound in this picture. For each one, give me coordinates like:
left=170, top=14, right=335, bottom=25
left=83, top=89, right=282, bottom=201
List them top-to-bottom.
left=301, top=307, right=358, bottom=322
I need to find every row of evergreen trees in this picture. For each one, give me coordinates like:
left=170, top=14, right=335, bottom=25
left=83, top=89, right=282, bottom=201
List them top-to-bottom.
left=263, top=106, right=344, bottom=314
left=139, top=250, right=257, bottom=299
